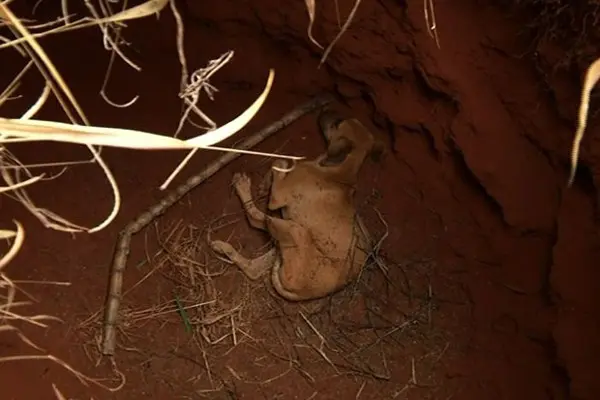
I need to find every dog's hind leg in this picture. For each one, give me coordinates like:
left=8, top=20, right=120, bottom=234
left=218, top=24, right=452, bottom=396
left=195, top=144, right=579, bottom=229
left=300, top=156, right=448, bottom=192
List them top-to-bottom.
left=263, top=216, right=329, bottom=301
left=210, top=240, right=277, bottom=281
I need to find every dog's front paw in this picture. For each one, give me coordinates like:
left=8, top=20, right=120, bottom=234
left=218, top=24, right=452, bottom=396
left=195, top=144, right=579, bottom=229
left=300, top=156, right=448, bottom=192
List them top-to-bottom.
left=232, top=172, right=252, bottom=194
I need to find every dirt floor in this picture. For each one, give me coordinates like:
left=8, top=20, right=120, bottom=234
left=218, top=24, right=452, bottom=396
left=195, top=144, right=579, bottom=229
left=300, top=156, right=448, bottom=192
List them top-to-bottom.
left=2, top=0, right=600, bottom=399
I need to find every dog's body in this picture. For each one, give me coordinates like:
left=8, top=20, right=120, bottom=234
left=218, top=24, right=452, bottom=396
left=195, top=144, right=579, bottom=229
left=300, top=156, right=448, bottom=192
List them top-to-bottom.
left=210, top=110, right=381, bottom=301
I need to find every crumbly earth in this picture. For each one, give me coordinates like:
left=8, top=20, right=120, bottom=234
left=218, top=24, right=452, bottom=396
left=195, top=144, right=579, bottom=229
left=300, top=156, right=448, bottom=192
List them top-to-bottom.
left=1, top=0, right=600, bottom=399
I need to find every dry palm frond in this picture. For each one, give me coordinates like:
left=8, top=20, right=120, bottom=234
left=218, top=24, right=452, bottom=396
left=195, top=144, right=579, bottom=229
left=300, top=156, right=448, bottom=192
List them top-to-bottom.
left=0, top=0, right=287, bottom=234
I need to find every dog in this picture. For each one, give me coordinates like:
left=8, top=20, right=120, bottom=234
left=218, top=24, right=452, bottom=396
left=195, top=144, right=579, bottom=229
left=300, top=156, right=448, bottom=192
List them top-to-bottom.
left=209, top=108, right=382, bottom=301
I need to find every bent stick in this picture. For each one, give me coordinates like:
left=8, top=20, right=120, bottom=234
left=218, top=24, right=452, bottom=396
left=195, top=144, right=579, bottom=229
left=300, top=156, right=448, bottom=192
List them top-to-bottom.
left=101, top=94, right=333, bottom=356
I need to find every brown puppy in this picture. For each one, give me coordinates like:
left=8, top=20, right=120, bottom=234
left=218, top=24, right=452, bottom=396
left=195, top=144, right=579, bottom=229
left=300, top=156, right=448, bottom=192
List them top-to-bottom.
left=210, top=110, right=380, bottom=301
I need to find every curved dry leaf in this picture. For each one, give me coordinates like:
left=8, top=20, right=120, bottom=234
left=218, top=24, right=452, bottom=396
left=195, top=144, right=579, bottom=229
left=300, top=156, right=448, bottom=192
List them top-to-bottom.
left=95, top=0, right=170, bottom=24
left=305, top=0, right=323, bottom=49
left=319, top=0, right=362, bottom=67
left=424, top=0, right=441, bottom=49
left=569, top=57, right=600, bottom=187
left=161, top=68, right=276, bottom=189
left=0, top=69, right=275, bottom=151
left=187, top=69, right=275, bottom=146
left=21, top=83, right=51, bottom=120
left=0, top=118, right=195, bottom=149
left=0, top=221, right=24, bottom=270
left=0, top=229, right=17, bottom=240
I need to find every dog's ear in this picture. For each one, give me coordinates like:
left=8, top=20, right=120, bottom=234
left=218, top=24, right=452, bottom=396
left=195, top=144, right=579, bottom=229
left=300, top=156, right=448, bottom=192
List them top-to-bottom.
left=318, top=109, right=345, bottom=141
left=340, top=119, right=384, bottom=163
left=327, top=135, right=353, bottom=156
left=320, top=136, right=353, bottom=166
left=369, top=139, right=385, bottom=162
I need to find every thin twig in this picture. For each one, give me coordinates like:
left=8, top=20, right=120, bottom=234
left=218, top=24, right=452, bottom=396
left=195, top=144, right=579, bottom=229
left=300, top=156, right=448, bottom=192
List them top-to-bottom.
left=101, top=94, right=333, bottom=356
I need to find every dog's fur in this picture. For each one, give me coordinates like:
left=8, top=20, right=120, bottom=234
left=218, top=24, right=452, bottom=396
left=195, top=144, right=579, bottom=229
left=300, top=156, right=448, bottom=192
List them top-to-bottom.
left=210, top=109, right=381, bottom=301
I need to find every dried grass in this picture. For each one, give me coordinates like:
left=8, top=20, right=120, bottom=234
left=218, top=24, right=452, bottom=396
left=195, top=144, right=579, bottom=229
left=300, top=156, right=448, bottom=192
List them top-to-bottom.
left=0, top=0, right=280, bottom=397
left=0, top=0, right=367, bottom=394
left=0, top=0, right=281, bottom=236
left=9, top=0, right=597, bottom=398
left=84, top=195, right=454, bottom=398
left=153, top=219, right=256, bottom=347
left=0, top=222, right=125, bottom=398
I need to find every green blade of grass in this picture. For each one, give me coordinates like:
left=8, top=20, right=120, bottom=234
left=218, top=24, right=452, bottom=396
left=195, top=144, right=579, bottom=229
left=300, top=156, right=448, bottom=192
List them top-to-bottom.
left=174, top=293, right=192, bottom=333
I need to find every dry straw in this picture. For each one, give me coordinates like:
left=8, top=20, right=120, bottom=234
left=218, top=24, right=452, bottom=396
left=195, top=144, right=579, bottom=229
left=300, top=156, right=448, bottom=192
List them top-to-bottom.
left=0, top=0, right=445, bottom=397
left=0, top=0, right=279, bottom=396
left=569, top=58, right=600, bottom=187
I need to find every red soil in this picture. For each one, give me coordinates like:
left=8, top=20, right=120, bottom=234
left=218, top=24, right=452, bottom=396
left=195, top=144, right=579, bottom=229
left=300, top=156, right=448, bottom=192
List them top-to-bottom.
left=1, top=0, right=599, bottom=399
